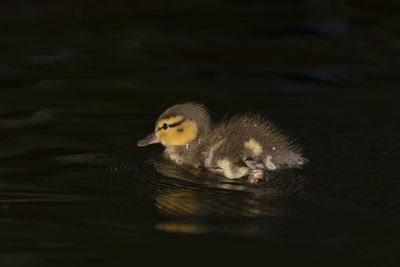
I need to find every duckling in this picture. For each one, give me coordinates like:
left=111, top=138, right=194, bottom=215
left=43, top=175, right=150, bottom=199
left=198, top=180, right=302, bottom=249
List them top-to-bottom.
left=137, top=103, right=307, bottom=183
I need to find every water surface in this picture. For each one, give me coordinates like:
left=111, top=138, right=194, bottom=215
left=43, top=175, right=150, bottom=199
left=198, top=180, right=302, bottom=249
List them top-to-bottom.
left=1, top=1, right=399, bottom=266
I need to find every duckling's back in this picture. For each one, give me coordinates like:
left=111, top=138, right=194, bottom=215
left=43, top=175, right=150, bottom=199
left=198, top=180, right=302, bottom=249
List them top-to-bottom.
left=203, top=113, right=306, bottom=175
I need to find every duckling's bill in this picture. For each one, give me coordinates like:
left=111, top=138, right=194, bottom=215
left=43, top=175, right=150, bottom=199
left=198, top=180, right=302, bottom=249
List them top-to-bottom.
left=137, top=132, right=160, bottom=147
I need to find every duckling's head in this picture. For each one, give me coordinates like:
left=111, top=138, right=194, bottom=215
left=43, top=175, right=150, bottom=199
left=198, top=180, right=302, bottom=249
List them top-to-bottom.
left=137, top=103, right=210, bottom=148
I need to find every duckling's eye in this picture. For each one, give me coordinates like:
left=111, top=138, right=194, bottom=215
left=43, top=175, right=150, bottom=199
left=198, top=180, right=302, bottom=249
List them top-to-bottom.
left=162, top=123, right=168, bottom=130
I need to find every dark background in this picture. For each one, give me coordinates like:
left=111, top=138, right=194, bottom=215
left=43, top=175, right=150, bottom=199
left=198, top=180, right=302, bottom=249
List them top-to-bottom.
left=0, top=1, right=399, bottom=266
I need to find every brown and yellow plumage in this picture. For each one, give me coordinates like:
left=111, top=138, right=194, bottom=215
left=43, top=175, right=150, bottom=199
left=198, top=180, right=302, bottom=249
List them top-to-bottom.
left=138, top=102, right=307, bottom=183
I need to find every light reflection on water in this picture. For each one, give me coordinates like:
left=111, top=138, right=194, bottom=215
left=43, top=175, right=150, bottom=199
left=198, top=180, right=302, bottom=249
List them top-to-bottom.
left=1, top=0, right=400, bottom=265
left=0, top=98, right=398, bottom=266
left=153, top=158, right=304, bottom=220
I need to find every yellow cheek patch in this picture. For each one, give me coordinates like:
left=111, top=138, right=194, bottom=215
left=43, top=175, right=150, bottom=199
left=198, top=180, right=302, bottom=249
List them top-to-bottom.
left=156, top=115, right=184, bottom=129
left=156, top=119, right=198, bottom=147
left=244, top=139, right=262, bottom=157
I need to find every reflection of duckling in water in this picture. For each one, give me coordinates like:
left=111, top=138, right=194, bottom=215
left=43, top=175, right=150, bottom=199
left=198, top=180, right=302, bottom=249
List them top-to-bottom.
left=138, top=103, right=307, bottom=183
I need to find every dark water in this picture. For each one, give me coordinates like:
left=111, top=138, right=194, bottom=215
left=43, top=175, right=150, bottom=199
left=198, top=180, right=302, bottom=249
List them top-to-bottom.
left=1, top=1, right=400, bottom=266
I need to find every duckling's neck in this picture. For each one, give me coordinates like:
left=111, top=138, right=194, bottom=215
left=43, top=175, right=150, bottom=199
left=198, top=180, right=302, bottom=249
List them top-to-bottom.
left=163, top=137, right=206, bottom=168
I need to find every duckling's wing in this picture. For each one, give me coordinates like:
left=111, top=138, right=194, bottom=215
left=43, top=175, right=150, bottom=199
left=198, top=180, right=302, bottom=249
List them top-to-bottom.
left=220, top=113, right=306, bottom=170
